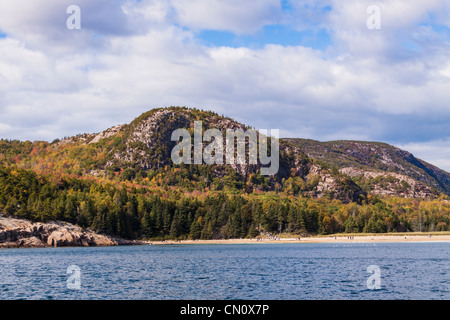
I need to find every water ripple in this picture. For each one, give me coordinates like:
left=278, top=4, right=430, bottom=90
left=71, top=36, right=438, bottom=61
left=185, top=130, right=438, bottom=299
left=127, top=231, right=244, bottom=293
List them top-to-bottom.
left=0, top=243, right=449, bottom=299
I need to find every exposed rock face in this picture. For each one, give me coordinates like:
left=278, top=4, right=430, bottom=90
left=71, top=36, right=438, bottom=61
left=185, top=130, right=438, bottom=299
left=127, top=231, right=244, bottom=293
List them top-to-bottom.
left=91, top=107, right=311, bottom=184
left=89, top=125, right=124, bottom=144
left=307, top=165, right=366, bottom=203
left=340, top=167, right=438, bottom=198
left=0, top=216, right=146, bottom=248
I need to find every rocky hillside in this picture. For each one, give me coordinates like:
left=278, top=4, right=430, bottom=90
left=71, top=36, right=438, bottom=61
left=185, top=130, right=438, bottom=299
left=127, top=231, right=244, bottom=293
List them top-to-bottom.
left=1, top=107, right=448, bottom=202
left=1, top=107, right=450, bottom=241
left=50, top=107, right=363, bottom=203
left=286, top=139, right=450, bottom=197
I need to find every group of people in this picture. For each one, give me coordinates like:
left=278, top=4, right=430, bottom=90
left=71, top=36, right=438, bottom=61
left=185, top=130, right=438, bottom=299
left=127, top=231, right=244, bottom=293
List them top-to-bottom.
left=256, top=235, right=281, bottom=241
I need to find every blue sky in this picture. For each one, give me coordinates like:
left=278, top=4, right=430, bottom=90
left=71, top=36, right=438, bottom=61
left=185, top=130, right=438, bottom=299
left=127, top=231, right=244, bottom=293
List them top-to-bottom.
left=0, top=0, right=449, bottom=171
left=196, top=1, right=333, bottom=49
left=198, top=26, right=331, bottom=50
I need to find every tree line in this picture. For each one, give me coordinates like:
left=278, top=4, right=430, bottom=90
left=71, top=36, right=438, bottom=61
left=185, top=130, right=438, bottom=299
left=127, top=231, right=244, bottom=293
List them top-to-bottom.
left=0, top=166, right=449, bottom=240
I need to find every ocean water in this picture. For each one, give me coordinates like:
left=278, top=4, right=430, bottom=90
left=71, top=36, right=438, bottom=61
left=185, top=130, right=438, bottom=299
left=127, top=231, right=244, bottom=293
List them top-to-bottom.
left=0, top=242, right=449, bottom=300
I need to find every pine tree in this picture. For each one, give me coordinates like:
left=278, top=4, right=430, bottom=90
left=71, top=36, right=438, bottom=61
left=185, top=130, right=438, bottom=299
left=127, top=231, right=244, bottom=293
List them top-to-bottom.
left=189, top=218, right=202, bottom=239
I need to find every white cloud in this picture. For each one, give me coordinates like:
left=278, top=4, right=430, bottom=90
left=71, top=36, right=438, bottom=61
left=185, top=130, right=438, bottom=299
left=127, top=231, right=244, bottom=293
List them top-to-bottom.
left=0, top=0, right=449, bottom=172
left=0, top=0, right=140, bottom=56
left=169, top=0, right=282, bottom=34
left=327, top=0, right=450, bottom=60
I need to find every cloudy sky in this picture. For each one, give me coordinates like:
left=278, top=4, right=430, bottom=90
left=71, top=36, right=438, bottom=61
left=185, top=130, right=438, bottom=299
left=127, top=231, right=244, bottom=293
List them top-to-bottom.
left=0, top=0, right=449, bottom=171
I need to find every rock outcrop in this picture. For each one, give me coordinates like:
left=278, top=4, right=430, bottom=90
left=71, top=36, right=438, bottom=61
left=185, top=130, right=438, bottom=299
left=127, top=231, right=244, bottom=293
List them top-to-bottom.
left=306, top=165, right=366, bottom=203
left=340, top=167, right=438, bottom=198
left=0, top=216, right=147, bottom=248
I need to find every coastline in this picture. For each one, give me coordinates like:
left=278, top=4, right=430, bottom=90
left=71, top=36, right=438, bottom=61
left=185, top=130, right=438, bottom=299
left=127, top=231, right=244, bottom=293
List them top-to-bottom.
left=3, top=215, right=450, bottom=248
left=150, top=234, right=450, bottom=245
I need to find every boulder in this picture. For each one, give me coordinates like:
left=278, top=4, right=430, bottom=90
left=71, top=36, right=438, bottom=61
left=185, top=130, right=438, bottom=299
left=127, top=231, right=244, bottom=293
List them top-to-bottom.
left=19, top=236, right=46, bottom=248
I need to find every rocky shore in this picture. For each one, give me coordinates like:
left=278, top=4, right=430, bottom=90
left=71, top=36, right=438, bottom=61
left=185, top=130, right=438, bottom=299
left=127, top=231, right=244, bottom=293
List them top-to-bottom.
left=0, top=216, right=148, bottom=248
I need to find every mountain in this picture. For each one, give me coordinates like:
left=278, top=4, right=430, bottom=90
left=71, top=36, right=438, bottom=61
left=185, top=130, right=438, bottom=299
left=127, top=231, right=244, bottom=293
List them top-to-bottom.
left=1, top=106, right=449, bottom=201
left=0, top=107, right=361, bottom=203
left=1, top=107, right=449, bottom=240
left=285, top=139, right=450, bottom=197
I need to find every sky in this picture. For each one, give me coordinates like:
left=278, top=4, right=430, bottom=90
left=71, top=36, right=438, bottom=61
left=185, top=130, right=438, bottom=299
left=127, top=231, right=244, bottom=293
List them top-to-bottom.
left=0, top=0, right=449, bottom=172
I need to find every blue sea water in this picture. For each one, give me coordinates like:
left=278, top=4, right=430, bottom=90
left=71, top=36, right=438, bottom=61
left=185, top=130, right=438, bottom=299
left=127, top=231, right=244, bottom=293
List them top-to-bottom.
left=0, top=242, right=449, bottom=300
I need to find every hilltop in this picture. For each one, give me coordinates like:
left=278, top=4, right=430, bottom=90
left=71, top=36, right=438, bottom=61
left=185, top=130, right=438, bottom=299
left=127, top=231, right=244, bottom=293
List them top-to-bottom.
left=3, top=106, right=447, bottom=200
left=0, top=107, right=449, bottom=240
left=1, top=107, right=368, bottom=202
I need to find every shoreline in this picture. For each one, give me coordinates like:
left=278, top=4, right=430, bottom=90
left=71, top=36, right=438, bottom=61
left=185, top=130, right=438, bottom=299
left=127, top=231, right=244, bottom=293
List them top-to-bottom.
left=3, top=211, right=450, bottom=248
left=150, top=234, right=450, bottom=245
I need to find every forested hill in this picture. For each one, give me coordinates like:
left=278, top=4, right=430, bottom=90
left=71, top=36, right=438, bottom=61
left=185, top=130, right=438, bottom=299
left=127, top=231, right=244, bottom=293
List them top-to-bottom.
left=0, top=107, right=449, bottom=240
left=0, top=107, right=365, bottom=203
left=286, top=139, right=450, bottom=196
left=1, top=165, right=449, bottom=240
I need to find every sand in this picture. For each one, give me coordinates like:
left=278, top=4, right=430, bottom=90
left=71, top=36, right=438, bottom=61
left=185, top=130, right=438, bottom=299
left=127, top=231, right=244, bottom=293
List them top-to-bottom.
left=150, top=234, right=450, bottom=245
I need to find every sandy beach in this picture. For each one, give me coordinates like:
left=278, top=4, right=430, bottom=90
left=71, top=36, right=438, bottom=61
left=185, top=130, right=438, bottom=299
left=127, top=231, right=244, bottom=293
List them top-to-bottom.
left=150, top=234, right=450, bottom=245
